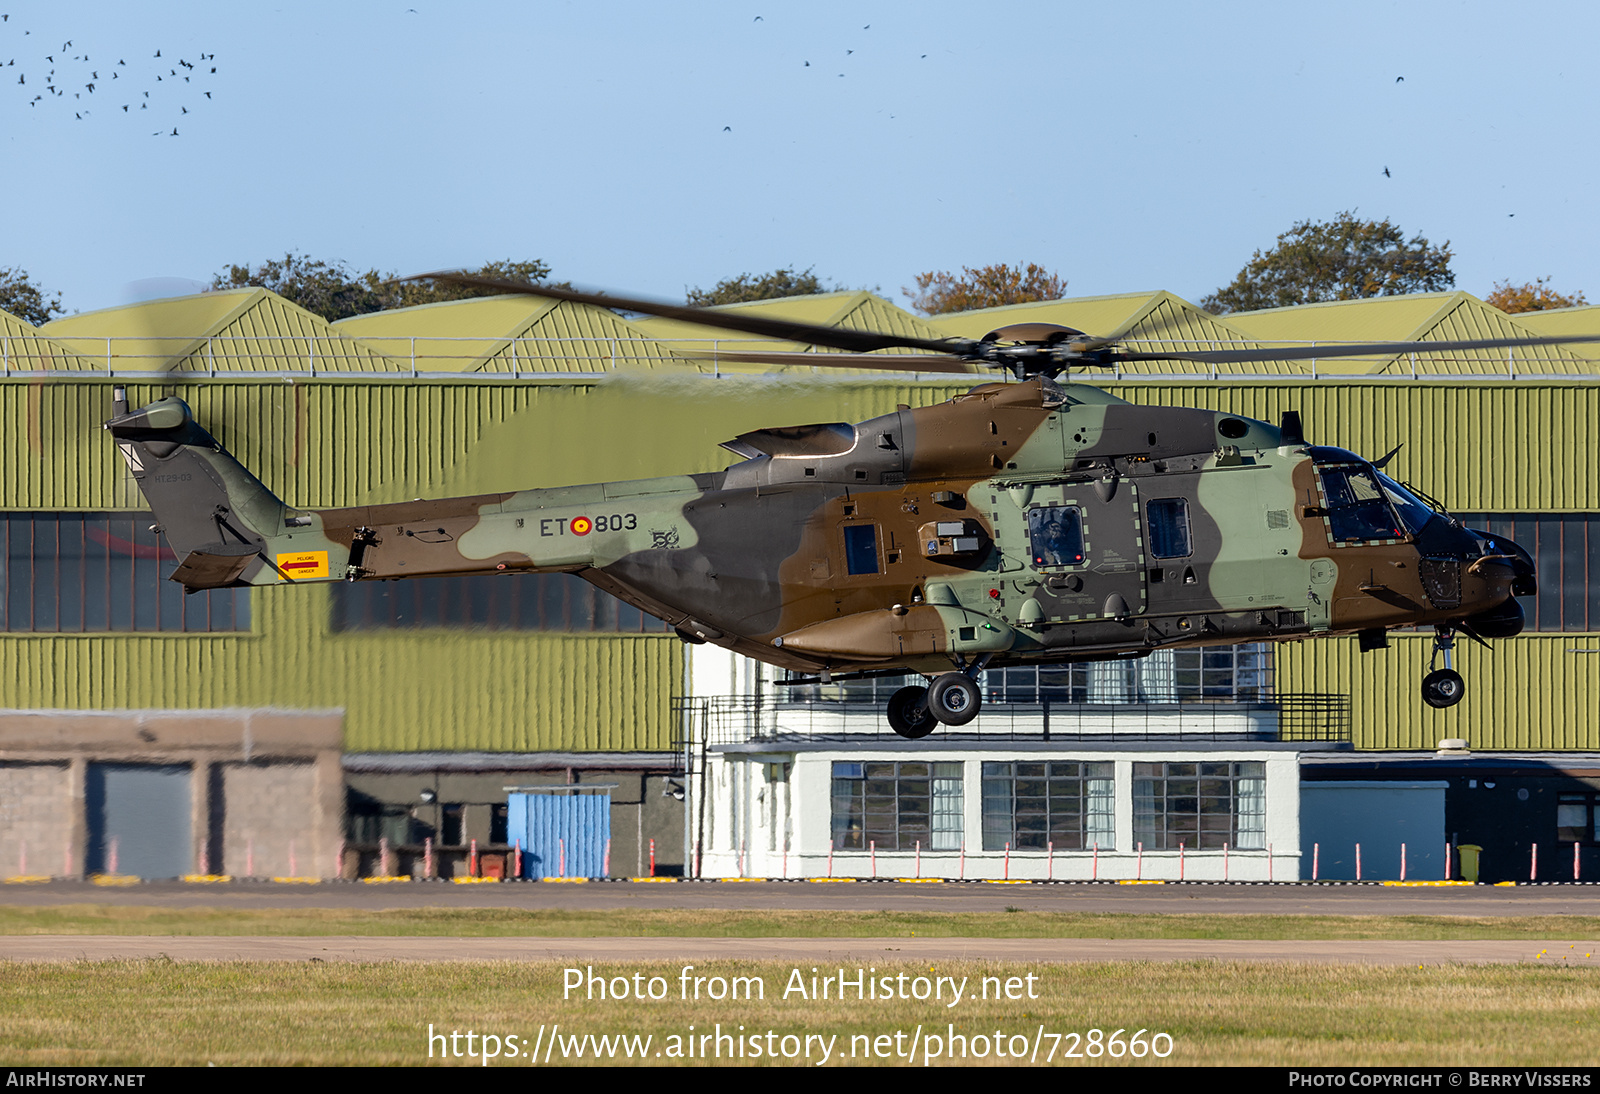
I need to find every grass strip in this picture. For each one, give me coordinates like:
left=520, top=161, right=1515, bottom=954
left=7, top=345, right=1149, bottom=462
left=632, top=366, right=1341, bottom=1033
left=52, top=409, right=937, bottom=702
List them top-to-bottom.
left=2, top=906, right=1600, bottom=940
left=3, top=958, right=1598, bottom=1066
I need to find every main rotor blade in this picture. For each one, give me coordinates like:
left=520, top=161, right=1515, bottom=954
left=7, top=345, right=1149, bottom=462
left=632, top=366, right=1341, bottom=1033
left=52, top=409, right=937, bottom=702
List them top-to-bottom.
left=402, top=271, right=967, bottom=356
left=1115, top=332, right=1600, bottom=366
left=685, top=349, right=976, bottom=374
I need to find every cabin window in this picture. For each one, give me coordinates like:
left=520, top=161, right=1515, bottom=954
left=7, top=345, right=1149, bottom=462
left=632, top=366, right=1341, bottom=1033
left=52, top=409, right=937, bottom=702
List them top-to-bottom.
left=1146, top=498, right=1192, bottom=559
left=1028, top=505, right=1085, bottom=568
left=0, top=511, right=250, bottom=633
left=842, top=524, right=880, bottom=575
left=831, top=761, right=963, bottom=851
left=982, top=761, right=1115, bottom=851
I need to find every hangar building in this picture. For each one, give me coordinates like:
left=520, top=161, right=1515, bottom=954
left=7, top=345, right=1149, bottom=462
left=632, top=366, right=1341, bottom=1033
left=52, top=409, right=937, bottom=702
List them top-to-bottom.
left=1, top=285, right=1594, bottom=882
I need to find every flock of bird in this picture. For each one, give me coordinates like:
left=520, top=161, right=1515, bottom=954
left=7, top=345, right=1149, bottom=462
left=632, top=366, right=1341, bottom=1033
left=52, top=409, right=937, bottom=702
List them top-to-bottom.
left=3, top=15, right=220, bottom=135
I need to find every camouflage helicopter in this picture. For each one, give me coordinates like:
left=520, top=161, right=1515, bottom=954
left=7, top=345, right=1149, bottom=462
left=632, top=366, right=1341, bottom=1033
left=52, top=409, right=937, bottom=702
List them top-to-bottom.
left=106, top=274, right=1577, bottom=738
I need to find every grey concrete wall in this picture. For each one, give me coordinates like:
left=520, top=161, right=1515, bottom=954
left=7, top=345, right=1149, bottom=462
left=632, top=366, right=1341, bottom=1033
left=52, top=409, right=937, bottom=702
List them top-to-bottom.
left=0, top=709, right=344, bottom=878
left=219, top=761, right=319, bottom=878
left=0, top=762, right=72, bottom=876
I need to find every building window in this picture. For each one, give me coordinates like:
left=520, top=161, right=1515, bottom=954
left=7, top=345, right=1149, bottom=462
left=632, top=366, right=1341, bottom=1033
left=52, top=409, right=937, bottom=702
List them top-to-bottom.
left=1, top=512, right=250, bottom=633
left=1455, top=513, right=1600, bottom=632
left=329, top=572, right=671, bottom=633
left=786, top=644, right=1274, bottom=705
left=984, top=645, right=1273, bottom=704
left=831, top=761, right=962, bottom=851
left=1133, top=761, right=1265, bottom=850
left=982, top=762, right=1114, bottom=851
left=346, top=790, right=420, bottom=845
left=1557, top=793, right=1597, bottom=843
left=440, top=804, right=465, bottom=846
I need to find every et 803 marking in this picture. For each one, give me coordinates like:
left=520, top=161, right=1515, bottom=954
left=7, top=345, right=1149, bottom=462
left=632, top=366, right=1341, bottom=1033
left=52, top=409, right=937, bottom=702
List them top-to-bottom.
left=540, top=514, right=637, bottom=537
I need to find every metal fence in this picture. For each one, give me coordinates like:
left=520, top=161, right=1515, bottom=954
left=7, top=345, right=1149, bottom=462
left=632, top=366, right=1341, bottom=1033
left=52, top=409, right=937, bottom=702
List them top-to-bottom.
left=672, top=692, right=1351, bottom=748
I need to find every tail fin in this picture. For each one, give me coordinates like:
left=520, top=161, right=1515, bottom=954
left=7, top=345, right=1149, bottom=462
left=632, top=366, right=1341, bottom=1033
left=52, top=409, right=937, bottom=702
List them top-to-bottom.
left=105, top=390, right=289, bottom=590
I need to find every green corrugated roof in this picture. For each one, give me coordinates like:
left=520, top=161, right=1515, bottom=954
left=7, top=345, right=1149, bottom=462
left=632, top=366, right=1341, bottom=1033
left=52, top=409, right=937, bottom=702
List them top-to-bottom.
left=43, top=289, right=402, bottom=373
left=632, top=291, right=967, bottom=375
left=929, top=291, right=1309, bottom=375
left=1223, top=292, right=1596, bottom=375
left=334, top=294, right=690, bottom=373
left=1501, top=305, right=1600, bottom=361
left=1, top=307, right=99, bottom=372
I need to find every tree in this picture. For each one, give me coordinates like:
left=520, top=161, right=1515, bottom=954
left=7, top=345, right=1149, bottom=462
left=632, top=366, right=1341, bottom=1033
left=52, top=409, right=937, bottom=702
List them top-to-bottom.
left=1201, top=212, right=1454, bottom=315
left=212, top=254, right=388, bottom=322
left=211, top=255, right=562, bottom=322
left=392, top=260, right=566, bottom=310
left=903, top=262, right=1068, bottom=316
left=0, top=266, right=66, bottom=326
left=685, top=267, right=832, bottom=307
left=1484, top=277, right=1587, bottom=314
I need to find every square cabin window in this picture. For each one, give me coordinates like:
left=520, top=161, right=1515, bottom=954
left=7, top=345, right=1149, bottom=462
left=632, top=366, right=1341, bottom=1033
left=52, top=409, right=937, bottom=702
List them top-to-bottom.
left=1146, top=498, right=1192, bottom=559
left=1028, top=506, right=1085, bottom=568
left=843, top=524, right=880, bottom=575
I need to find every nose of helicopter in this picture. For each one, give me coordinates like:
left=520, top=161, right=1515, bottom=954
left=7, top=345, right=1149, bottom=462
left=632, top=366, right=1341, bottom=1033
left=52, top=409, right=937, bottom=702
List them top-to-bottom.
left=1457, top=529, right=1536, bottom=638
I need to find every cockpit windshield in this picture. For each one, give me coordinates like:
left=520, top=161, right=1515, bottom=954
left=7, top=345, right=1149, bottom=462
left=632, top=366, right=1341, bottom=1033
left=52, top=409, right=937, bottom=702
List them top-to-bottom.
left=1376, top=473, right=1437, bottom=535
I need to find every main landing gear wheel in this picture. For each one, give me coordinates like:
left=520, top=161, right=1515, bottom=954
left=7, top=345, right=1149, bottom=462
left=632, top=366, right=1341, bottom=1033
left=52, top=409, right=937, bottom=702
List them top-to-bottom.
left=1422, top=669, right=1465, bottom=709
left=927, top=672, right=982, bottom=726
left=886, top=685, right=935, bottom=739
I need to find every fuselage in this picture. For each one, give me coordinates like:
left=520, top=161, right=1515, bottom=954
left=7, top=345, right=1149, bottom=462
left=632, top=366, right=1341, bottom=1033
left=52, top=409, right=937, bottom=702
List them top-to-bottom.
left=252, top=378, right=1530, bottom=676
left=108, top=379, right=1532, bottom=679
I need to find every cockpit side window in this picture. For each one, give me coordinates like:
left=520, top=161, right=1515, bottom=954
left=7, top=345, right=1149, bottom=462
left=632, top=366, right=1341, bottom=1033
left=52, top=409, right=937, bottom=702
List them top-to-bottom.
left=1316, top=465, right=1405, bottom=543
left=1028, top=505, right=1085, bottom=568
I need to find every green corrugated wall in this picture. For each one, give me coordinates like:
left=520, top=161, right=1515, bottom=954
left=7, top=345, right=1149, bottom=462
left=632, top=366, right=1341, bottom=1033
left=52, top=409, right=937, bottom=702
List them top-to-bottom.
left=2, top=374, right=1595, bottom=752
left=0, top=376, right=972, bottom=752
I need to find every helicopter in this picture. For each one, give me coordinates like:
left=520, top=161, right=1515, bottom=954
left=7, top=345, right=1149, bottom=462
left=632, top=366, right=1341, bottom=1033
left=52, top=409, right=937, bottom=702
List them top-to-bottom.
left=104, top=274, right=1576, bottom=738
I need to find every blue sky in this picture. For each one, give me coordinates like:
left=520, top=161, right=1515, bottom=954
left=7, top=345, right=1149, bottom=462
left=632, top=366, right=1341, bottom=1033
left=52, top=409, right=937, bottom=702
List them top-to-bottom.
left=4, top=0, right=1597, bottom=317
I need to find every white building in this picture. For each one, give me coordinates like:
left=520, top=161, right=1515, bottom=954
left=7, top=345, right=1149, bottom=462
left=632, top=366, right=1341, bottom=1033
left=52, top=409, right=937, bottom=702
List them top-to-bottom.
left=685, top=645, right=1339, bottom=881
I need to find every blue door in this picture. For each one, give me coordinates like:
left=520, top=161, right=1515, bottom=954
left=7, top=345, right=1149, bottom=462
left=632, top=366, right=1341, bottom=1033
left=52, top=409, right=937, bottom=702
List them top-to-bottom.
left=86, top=763, right=192, bottom=878
left=507, top=792, right=611, bottom=878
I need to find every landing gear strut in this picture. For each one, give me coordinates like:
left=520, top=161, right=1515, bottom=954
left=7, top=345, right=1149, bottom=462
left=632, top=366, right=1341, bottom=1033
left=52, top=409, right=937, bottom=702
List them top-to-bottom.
left=1422, top=626, right=1466, bottom=709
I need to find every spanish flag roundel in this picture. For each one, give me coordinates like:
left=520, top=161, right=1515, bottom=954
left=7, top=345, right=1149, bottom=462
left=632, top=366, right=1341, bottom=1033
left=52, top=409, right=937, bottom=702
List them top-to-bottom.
left=570, top=516, right=592, bottom=536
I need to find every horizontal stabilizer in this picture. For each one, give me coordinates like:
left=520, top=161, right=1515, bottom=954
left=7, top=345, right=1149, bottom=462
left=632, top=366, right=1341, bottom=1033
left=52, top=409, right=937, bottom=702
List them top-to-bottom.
left=170, top=544, right=258, bottom=591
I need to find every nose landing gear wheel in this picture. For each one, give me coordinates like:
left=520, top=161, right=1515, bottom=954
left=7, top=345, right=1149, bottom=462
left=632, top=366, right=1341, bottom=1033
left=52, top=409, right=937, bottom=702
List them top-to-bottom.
left=1422, top=625, right=1466, bottom=708
left=1422, top=668, right=1465, bottom=709
left=927, top=672, right=982, bottom=726
left=886, top=685, right=935, bottom=739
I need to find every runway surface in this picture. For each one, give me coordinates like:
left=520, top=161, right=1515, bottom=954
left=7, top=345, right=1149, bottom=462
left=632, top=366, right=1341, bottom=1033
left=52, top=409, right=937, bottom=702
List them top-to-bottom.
left=2, top=935, right=1594, bottom=964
